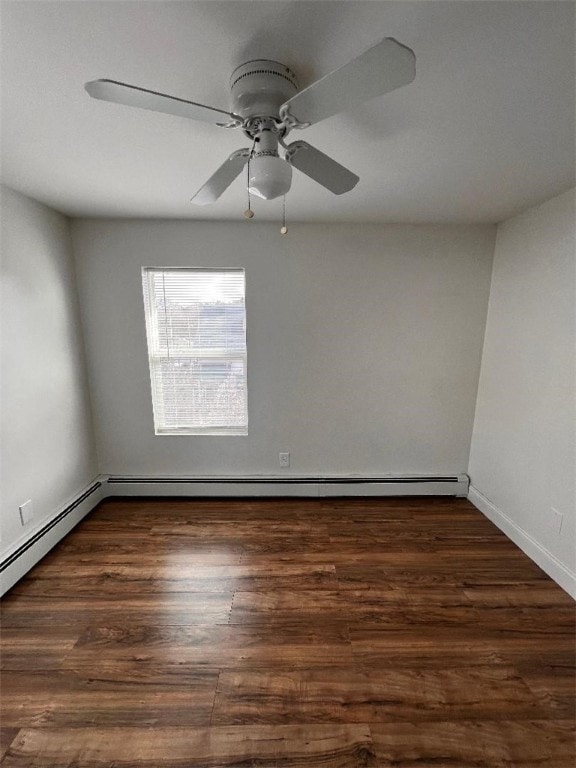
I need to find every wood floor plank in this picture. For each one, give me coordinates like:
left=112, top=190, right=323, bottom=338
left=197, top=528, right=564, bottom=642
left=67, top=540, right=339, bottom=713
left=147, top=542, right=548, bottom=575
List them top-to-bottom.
left=148, top=520, right=331, bottom=555
left=52, top=534, right=245, bottom=558
left=39, top=550, right=245, bottom=567
left=10, top=563, right=337, bottom=597
left=464, top=583, right=576, bottom=607
left=229, top=588, right=426, bottom=624
left=0, top=592, right=233, bottom=627
left=63, top=622, right=354, bottom=670
left=349, top=623, right=576, bottom=670
left=0, top=626, right=80, bottom=670
left=211, top=666, right=548, bottom=725
left=0, top=668, right=218, bottom=728
left=370, top=720, right=576, bottom=766
left=1, top=725, right=377, bottom=767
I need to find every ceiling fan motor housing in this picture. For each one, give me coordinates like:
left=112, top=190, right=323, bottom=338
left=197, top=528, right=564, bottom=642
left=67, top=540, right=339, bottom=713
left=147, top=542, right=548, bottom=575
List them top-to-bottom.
left=230, top=60, right=298, bottom=121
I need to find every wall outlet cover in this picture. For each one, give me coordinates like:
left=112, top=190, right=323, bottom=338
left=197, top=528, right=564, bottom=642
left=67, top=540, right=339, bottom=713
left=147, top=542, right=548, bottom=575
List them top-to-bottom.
left=19, top=499, right=34, bottom=526
left=551, top=507, right=564, bottom=534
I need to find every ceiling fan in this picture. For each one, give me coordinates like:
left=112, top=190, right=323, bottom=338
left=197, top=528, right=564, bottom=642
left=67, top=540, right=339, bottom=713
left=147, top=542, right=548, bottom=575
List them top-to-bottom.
left=85, top=38, right=415, bottom=206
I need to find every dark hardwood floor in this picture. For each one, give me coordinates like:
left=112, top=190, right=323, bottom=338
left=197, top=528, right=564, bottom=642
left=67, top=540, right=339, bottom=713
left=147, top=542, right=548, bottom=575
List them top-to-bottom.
left=1, top=497, right=574, bottom=767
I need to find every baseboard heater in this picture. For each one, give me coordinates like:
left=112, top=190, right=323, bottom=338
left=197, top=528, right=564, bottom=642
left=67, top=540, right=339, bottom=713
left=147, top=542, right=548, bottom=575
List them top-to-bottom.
left=106, top=475, right=469, bottom=497
left=0, top=481, right=103, bottom=596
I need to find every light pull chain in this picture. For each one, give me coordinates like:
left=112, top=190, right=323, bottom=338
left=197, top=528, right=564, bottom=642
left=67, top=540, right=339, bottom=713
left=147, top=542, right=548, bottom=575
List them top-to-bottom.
left=243, top=137, right=257, bottom=219
left=280, top=195, right=288, bottom=235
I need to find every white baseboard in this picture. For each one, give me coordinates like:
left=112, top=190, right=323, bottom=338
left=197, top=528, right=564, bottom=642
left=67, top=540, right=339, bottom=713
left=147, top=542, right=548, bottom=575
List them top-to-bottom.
left=104, top=474, right=470, bottom=498
left=0, top=478, right=105, bottom=596
left=468, top=485, right=576, bottom=599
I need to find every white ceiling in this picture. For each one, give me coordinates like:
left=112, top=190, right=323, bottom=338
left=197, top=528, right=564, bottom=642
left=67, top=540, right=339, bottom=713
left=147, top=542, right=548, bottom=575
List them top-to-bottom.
left=1, top=0, right=574, bottom=223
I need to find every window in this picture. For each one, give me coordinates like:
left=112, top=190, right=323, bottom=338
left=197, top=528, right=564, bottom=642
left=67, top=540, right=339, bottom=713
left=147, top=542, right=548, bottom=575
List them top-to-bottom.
left=142, top=267, right=248, bottom=435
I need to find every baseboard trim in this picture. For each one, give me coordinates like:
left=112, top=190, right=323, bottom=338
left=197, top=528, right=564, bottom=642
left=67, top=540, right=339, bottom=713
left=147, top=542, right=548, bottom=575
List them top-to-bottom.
left=105, top=474, right=470, bottom=498
left=0, top=478, right=105, bottom=596
left=468, top=485, right=576, bottom=599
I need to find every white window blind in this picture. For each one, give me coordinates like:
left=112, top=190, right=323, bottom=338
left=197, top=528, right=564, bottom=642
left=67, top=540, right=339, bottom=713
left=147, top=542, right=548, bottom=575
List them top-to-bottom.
left=142, top=267, right=248, bottom=435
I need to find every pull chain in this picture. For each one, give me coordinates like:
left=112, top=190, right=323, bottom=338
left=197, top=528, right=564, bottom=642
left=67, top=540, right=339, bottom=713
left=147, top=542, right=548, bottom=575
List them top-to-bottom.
left=243, top=137, right=257, bottom=219
left=280, top=195, right=288, bottom=235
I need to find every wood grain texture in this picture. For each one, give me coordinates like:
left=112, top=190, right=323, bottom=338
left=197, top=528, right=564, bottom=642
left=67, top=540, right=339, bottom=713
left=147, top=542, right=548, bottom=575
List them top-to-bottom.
left=1, top=496, right=574, bottom=767
left=11, top=563, right=337, bottom=596
left=0, top=592, right=233, bottom=627
left=66, top=622, right=353, bottom=670
left=0, top=627, right=80, bottom=670
left=212, top=666, right=547, bottom=724
left=1, top=669, right=217, bottom=727
left=370, top=720, right=576, bottom=766
left=1, top=725, right=376, bottom=767
left=0, top=732, right=19, bottom=763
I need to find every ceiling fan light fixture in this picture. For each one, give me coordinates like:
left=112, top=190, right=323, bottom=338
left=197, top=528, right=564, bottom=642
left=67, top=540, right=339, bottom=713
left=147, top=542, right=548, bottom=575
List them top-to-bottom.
left=85, top=39, right=416, bottom=207
left=248, top=155, right=292, bottom=200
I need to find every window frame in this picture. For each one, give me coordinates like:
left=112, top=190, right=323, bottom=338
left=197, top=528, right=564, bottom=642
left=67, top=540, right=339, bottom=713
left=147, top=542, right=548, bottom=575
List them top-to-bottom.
left=141, top=266, right=248, bottom=436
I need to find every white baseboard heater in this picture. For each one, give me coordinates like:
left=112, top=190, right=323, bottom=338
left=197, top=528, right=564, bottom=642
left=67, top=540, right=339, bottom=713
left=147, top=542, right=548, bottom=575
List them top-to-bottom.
left=105, top=475, right=469, bottom=497
left=0, top=480, right=103, bottom=596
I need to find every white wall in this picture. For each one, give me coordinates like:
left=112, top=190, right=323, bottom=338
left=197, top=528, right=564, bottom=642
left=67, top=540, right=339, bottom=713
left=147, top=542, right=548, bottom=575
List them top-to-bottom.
left=0, top=186, right=98, bottom=557
left=469, top=188, right=575, bottom=593
left=71, top=220, right=495, bottom=478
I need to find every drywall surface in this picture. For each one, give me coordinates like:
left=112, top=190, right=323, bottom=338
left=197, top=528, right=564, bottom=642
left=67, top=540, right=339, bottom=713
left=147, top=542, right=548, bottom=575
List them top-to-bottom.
left=0, top=186, right=98, bottom=557
left=469, top=188, right=575, bottom=578
left=71, top=220, right=495, bottom=477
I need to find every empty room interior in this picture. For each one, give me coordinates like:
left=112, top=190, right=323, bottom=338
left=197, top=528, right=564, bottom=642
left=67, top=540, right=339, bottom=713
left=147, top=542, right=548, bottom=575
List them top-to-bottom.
left=0, top=1, right=575, bottom=765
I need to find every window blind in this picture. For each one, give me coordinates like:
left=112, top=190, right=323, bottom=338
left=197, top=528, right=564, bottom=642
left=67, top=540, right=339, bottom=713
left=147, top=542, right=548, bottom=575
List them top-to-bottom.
left=142, top=267, right=248, bottom=435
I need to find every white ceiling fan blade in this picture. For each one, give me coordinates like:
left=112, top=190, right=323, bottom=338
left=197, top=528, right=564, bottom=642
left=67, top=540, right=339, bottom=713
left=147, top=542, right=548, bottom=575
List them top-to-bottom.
left=280, top=38, right=415, bottom=126
left=85, top=79, right=241, bottom=126
left=285, top=141, right=359, bottom=195
left=191, top=149, right=251, bottom=205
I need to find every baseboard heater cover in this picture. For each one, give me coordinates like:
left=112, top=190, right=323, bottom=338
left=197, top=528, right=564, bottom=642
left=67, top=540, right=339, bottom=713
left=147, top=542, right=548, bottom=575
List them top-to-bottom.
left=105, top=475, right=469, bottom=497
left=0, top=481, right=103, bottom=595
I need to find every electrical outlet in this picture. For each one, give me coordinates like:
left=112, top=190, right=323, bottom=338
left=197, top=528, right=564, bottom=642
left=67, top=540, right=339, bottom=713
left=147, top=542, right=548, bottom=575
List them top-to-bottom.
left=279, top=452, right=290, bottom=468
left=19, top=499, right=34, bottom=526
left=551, top=507, right=563, bottom=534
